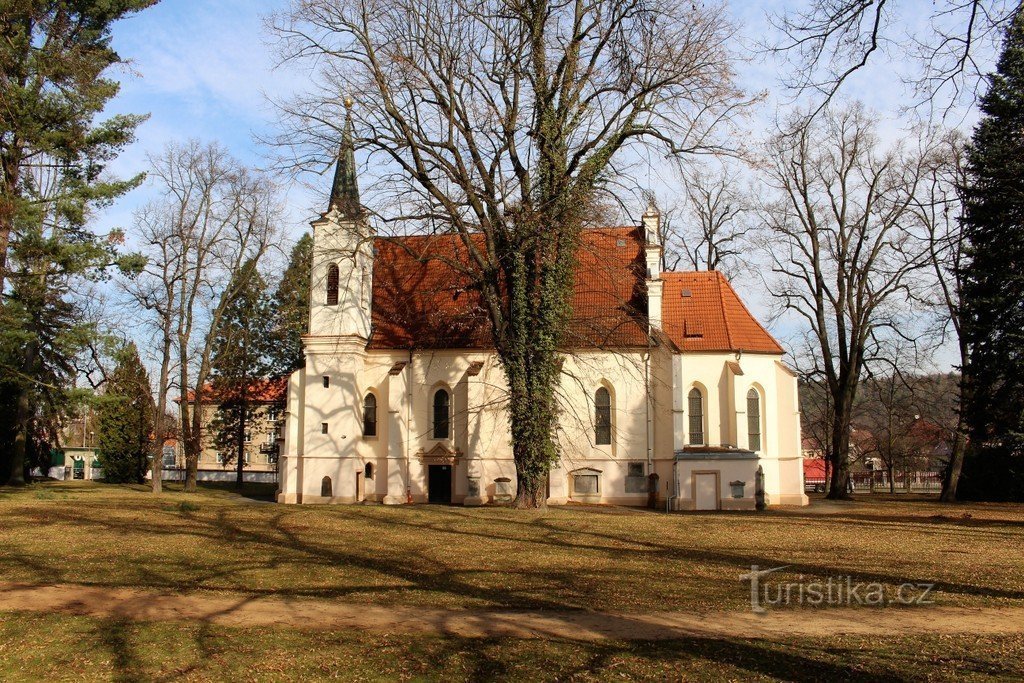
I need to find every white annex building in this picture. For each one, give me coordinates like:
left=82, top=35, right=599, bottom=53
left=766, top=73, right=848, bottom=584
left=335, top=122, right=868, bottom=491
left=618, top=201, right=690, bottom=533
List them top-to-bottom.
left=278, top=113, right=808, bottom=510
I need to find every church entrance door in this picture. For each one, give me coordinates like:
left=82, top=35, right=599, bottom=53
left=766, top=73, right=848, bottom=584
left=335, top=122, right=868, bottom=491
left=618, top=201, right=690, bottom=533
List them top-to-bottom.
left=427, top=464, right=453, bottom=504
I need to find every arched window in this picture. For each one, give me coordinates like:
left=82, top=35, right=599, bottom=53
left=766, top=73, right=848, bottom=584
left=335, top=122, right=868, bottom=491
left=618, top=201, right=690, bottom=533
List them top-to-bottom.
left=326, top=264, right=339, bottom=305
left=595, top=387, right=612, bottom=445
left=688, top=388, right=704, bottom=445
left=747, top=388, right=762, bottom=452
left=432, top=389, right=450, bottom=439
left=363, top=393, right=377, bottom=436
left=364, top=462, right=374, bottom=479
left=321, top=476, right=333, bottom=498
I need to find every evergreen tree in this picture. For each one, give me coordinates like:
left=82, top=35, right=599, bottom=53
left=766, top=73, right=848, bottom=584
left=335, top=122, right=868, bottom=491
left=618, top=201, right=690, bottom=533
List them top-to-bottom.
left=0, top=1, right=154, bottom=484
left=959, top=9, right=1024, bottom=501
left=271, top=233, right=312, bottom=373
left=210, top=261, right=276, bottom=487
left=96, top=343, right=155, bottom=484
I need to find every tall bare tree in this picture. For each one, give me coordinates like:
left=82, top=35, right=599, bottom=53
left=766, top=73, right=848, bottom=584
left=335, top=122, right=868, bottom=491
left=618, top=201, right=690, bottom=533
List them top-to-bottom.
left=270, top=0, right=748, bottom=507
left=770, top=1, right=1019, bottom=113
left=760, top=103, right=934, bottom=499
left=912, top=131, right=970, bottom=500
left=131, top=141, right=279, bottom=493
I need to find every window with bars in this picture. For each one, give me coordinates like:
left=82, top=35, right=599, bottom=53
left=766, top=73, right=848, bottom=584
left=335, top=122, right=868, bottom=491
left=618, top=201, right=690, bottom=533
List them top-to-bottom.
left=326, top=264, right=339, bottom=305
left=595, top=387, right=611, bottom=445
left=688, top=388, right=704, bottom=445
left=747, top=388, right=762, bottom=452
left=432, top=389, right=450, bottom=439
left=363, top=393, right=377, bottom=437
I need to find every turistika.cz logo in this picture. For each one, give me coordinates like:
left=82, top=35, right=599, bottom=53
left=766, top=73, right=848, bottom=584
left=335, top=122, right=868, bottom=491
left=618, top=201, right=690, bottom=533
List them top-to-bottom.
left=739, top=565, right=936, bottom=613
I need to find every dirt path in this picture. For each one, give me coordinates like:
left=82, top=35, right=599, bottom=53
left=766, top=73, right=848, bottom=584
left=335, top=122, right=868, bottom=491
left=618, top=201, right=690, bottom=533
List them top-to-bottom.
left=2, top=582, right=1022, bottom=641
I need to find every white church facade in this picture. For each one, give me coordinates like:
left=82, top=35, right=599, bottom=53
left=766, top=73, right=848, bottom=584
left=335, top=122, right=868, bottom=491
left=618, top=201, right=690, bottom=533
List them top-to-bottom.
left=277, top=113, right=808, bottom=510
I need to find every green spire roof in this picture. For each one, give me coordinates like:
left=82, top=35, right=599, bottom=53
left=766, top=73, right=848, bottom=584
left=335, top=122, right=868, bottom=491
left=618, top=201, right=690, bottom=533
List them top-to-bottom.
left=329, top=101, right=361, bottom=217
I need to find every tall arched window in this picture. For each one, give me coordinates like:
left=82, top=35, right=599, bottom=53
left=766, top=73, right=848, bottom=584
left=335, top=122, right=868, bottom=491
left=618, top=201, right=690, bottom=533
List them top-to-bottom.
left=326, top=264, right=340, bottom=305
left=595, top=387, right=612, bottom=445
left=688, top=388, right=704, bottom=445
left=747, top=388, right=762, bottom=452
left=432, top=389, right=450, bottom=439
left=363, top=393, right=377, bottom=437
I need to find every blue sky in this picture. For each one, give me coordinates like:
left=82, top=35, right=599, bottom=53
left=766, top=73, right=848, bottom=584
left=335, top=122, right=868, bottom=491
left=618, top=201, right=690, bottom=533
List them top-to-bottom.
left=97, top=0, right=989, bottom=368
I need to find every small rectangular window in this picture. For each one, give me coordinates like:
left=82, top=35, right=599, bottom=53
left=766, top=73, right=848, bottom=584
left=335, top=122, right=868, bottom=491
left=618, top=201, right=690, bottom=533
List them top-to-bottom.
left=323, top=376, right=330, bottom=388
left=321, top=422, right=329, bottom=434
left=627, top=462, right=645, bottom=478
left=574, top=474, right=599, bottom=494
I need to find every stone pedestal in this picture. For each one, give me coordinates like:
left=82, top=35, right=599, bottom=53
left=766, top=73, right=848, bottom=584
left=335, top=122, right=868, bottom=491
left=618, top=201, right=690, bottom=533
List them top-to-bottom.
left=463, top=475, right=485, bottom=506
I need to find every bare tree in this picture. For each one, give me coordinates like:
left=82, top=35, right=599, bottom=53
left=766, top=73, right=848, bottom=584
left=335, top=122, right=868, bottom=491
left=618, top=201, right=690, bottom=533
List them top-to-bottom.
left=270, top=0, right=748, bottom=507
left=770, top=0, right=1019, bottom=114
left=760, top=103, right=935, bottom=499
left=912, top=131, right=971, bottom=500
left=131, top=141, right=280, bottom=493
left=661, top=169, right=751, bottom=277
left=124, top=201, right=187, bottom=494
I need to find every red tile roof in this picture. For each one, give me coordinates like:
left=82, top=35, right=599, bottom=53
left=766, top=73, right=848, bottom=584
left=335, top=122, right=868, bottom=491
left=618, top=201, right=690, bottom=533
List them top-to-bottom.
left=369, top=227, right=648, bottom=349
left=368, top=228, right=782, bottom=354
left=661, top=271, right=783, bottom=354
left=181, top=377, right=287, bottom=404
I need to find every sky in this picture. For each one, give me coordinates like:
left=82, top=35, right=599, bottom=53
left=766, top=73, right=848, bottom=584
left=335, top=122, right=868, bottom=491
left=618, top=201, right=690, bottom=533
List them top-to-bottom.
left=96, top=0, right=993, bottom=369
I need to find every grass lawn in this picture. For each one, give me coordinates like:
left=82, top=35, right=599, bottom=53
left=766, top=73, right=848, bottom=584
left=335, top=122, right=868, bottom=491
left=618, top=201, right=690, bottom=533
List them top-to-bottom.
left=1, top=481, right=1023, bottom=681
left=1, top=481, right=1021, bottom=613
left=2, top=611, right=1023, bottom=682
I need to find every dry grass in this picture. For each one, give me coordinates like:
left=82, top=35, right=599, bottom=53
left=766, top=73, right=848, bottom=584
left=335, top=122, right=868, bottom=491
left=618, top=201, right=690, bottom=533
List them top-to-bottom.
left=1, top=481, right=1022, bottom=613
left=1, top=611, right=1023, bottom=682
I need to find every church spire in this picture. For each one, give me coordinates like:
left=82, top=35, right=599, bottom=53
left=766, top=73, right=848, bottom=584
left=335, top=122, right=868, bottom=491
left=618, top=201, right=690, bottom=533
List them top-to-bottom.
left=329, top=96, right=361, bottom=217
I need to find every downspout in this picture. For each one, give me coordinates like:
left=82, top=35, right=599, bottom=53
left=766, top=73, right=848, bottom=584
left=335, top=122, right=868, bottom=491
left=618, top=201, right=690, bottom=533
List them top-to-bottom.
left=645, top=331, right=653, bottom=475
left=406, top=346, right=414, bottom=503
left=667, top=457, right=678, bottom=513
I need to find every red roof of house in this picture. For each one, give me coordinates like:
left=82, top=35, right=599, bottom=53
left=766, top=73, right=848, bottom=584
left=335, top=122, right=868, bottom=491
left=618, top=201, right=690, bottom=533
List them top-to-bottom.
left=367, top=227, right=782, bottom=354
left=661, top=271, right=783, bottom=354
left=181, top=377, right=287, bottom=404
left=804, top=458, right=827, bottom=478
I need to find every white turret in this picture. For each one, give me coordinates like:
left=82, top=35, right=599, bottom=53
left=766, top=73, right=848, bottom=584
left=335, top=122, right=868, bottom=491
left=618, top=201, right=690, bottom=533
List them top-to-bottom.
left=308, top=99, right=373, bottom=340
left=643, top=200, right=664, bottom=330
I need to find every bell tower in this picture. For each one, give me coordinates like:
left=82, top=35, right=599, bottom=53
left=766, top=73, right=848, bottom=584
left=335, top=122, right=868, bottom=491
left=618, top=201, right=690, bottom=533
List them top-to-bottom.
left=308, top=98, right=373, bottom=341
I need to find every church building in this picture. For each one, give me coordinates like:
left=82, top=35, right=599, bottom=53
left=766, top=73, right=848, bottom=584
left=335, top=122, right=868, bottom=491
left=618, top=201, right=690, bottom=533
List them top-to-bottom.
left=277, top=110, right=808, bottom=510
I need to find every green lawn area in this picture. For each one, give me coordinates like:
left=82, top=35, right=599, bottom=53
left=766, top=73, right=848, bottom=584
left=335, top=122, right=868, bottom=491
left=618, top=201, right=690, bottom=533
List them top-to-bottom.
left=1, top=481, right=1023, bottom=681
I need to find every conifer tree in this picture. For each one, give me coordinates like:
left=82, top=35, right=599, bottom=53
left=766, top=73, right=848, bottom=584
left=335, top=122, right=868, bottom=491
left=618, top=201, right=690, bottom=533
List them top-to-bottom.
left=0, top=1, right=154, bottom=484
left=959, top=9, right=1024, bottom=501
left=271, top=233, right=312, bottom=374
left=210, top=261, right=275, bottom=487
left=96, top=343, right=155, bottom=484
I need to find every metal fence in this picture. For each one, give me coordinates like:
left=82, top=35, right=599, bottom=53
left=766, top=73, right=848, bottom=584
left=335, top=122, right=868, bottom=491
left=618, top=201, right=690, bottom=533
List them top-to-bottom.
left=155, top=468, right=278, bottom=484
left=805, top=470, right=943, bottom=493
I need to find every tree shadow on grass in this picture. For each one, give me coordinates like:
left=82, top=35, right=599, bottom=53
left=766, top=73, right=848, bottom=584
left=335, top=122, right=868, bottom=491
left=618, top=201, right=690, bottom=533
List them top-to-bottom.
left=6, top=499, right=1024, bottom=615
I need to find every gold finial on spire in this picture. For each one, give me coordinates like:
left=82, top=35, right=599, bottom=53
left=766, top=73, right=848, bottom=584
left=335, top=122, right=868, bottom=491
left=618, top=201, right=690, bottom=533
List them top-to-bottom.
left=344, top=95, right=354, bottom=109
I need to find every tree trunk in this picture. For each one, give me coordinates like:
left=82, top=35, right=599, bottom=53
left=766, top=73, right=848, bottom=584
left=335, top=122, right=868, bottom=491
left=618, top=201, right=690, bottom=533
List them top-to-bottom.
left=502, top=332, right=562, bottom=510
left=151, top=333, right=172, bottom=494
left=7, top=338, right=38, bottom=486
left=941, top=349, right=971, bottom=502
left=8, top=386, right=30, bottom=486
left=235, top=398, right=247, bottom=489
left=826, top=401, right=854, bottom=499
left=888, top=465, right=895, bottom=493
